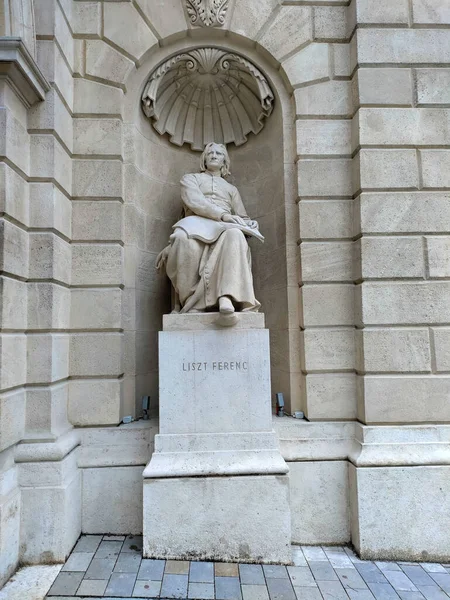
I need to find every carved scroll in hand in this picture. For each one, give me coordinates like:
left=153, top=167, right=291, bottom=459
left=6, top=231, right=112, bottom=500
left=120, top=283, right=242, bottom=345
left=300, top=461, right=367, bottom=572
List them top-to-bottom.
left=186, top=0, right=229, bottom=27
left=141, top=48, right=275, bottom=151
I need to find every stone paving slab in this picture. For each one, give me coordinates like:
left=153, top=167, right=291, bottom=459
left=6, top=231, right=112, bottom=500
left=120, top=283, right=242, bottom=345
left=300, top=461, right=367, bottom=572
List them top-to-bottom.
left=45, top=536, right=450, bottom=600
left=138, top=560, right=166, bottom=581
left=191, top=562, right=215, bottom=584
left=309, top=562, right=338, bottom=582
left=0, top=565, right=63, bottom=600
left=240, top=566, right=265, bottom=586
left=105, top=572, right=137, bottom=597
left=161, top=574, right=189, bottom=599
left=216, top=576, right=242, bottom=600
left=266, top=577, right=296, bottom=600
left=76, top=579, right=108, bottom=596
left=188, top=582, right=215, bottom=599
left=241, top=584, right=270, bottom=600
left=294, top=589, right=323, bottom=600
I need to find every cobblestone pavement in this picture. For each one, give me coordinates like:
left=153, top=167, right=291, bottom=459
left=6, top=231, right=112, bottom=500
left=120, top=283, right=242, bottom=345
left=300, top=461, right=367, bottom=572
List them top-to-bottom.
left=45, top=535, right=450, bottom=600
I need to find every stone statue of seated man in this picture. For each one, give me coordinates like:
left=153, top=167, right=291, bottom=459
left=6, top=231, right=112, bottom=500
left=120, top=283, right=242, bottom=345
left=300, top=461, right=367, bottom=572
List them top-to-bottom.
left=156, top=142, right=263, bottom=317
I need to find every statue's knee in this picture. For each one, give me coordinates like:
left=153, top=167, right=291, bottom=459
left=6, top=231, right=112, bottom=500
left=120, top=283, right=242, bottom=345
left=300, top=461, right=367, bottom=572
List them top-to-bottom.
left=170, top=228, right=189, bottom=244
left=224, top=228, right=246, bottom=242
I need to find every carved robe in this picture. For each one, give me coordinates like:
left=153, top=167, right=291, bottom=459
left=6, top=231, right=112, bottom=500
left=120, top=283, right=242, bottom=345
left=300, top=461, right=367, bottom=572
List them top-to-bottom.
left=165, top=172, right=260, bottom=313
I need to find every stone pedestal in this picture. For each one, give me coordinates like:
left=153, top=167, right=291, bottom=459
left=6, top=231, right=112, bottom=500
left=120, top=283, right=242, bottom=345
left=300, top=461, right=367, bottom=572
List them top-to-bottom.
left=143, top=313, right=291, bottom=563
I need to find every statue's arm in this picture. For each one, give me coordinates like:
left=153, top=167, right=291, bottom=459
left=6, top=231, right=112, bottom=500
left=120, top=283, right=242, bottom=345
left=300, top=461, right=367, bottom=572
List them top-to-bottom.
left=181, top=174, right=226, bottom=221
left=230, top=187, right=250, bottom=219
left=231, top=187, right=258, bottom=230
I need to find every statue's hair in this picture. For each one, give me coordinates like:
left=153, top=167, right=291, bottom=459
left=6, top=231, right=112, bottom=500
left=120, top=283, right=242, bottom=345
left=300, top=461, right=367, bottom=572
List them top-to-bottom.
left=200, top=142, right=231, bottom=177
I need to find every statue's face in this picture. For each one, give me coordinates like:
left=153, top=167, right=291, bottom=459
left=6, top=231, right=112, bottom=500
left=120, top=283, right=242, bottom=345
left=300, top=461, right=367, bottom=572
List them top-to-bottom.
left=205, top=144, right=226, bottom=170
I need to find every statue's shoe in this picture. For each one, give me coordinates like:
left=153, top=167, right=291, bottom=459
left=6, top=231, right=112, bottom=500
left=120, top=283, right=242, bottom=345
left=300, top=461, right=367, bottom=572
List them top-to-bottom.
left=219, top=296, right=235, bottom=314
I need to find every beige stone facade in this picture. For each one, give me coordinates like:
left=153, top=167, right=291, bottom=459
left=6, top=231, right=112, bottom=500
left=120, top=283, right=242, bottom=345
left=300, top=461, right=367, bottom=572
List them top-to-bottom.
left=1, top=0, right=450, bottom=587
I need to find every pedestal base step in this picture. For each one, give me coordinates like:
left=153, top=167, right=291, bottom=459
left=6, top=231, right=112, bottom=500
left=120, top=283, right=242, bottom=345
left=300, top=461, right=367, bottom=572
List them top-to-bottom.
left=144, top=431, right=289, bottom=478
left=143, top=474, right=291, bottom=564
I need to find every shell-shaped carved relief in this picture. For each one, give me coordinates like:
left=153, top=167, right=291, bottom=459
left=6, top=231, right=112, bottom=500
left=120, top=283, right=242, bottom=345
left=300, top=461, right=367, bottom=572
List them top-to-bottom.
left=186, top=0, right=229, bottom=27
left=141, top=48, right=275, bottom=151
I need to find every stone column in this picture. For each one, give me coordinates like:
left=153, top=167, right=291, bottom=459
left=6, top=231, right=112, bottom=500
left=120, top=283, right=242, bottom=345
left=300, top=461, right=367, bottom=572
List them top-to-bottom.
left=0, top=0, right=84, bottom=577
left=20, top=0, right=80, bottom=562
left=350, top=0, right=450, bottom=560
left=143, top=313, right=291, bottom=563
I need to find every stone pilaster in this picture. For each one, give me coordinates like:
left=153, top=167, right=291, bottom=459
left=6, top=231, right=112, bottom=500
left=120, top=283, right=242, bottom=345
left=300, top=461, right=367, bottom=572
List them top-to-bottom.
left=350, top=0, right=450, bottom=559
left=0, top=35, right=50, bottom=585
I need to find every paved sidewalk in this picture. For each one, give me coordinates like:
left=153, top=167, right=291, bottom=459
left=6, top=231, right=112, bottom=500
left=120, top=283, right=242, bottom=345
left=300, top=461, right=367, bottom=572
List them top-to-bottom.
left=45, top=536, right=450, bottom=600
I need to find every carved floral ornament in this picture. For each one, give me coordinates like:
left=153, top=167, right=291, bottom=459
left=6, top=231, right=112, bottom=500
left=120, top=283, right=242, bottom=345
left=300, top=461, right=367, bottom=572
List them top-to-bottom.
left=186, top=0, right=229, bottom=27
left=141, top=48, right=275, bottom=151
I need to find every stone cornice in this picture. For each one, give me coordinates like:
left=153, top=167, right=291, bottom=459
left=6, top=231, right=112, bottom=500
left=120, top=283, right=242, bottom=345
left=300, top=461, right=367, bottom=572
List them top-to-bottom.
left=0, top=37, right=50, bottom=107
left=45, top=418, right=450, bottom=469
left=274, top=418, right=450, bottom=467
left=350, top=423, right=450, bottom=468
left=15, top=430, right=80, bottom=463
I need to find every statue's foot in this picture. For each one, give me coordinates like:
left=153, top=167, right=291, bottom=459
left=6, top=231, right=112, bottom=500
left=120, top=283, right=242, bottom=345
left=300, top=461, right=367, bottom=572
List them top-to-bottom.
left=219, top=296, right=235, bottom=315
left=216, top=312, right=239, bottom=328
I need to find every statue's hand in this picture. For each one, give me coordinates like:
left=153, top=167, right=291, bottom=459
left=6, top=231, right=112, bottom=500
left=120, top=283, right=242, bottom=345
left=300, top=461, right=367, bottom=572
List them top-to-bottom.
left=222, top=214, right=247, bottom=227
left=247, top=220, right=259, bottom=230
left=155, top=245, right=170, bottom=272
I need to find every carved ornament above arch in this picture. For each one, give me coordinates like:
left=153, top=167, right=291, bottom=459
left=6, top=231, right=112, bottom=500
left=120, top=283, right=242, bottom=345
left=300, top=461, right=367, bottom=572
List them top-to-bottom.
left=186, top=0, right=229, bottom=27
left=141, top=47, right=275, bottom=151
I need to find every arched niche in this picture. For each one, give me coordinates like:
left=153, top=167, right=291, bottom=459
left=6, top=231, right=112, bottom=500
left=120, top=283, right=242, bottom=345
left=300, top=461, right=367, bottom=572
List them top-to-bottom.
left=122, top=36, right=301, bottom=416
left=141, top=47, right=275, bottom=151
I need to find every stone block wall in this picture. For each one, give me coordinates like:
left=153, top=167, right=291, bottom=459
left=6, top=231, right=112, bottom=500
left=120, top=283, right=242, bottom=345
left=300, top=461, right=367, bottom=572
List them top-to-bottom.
left=351, top=0, right=450, bottom=425
left=291, top=4, right=355, bottom=421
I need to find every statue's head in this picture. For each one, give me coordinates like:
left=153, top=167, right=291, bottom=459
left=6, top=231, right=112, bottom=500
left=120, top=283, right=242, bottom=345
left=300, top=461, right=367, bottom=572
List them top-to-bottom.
left=200, top=142, right=231, bottom=177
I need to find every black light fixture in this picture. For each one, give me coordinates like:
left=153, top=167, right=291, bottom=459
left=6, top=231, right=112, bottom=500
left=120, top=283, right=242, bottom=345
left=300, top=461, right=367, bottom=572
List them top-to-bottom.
left=276, top=393, right=285, bottom=417
left=142, top=396, right=150, bottom=420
